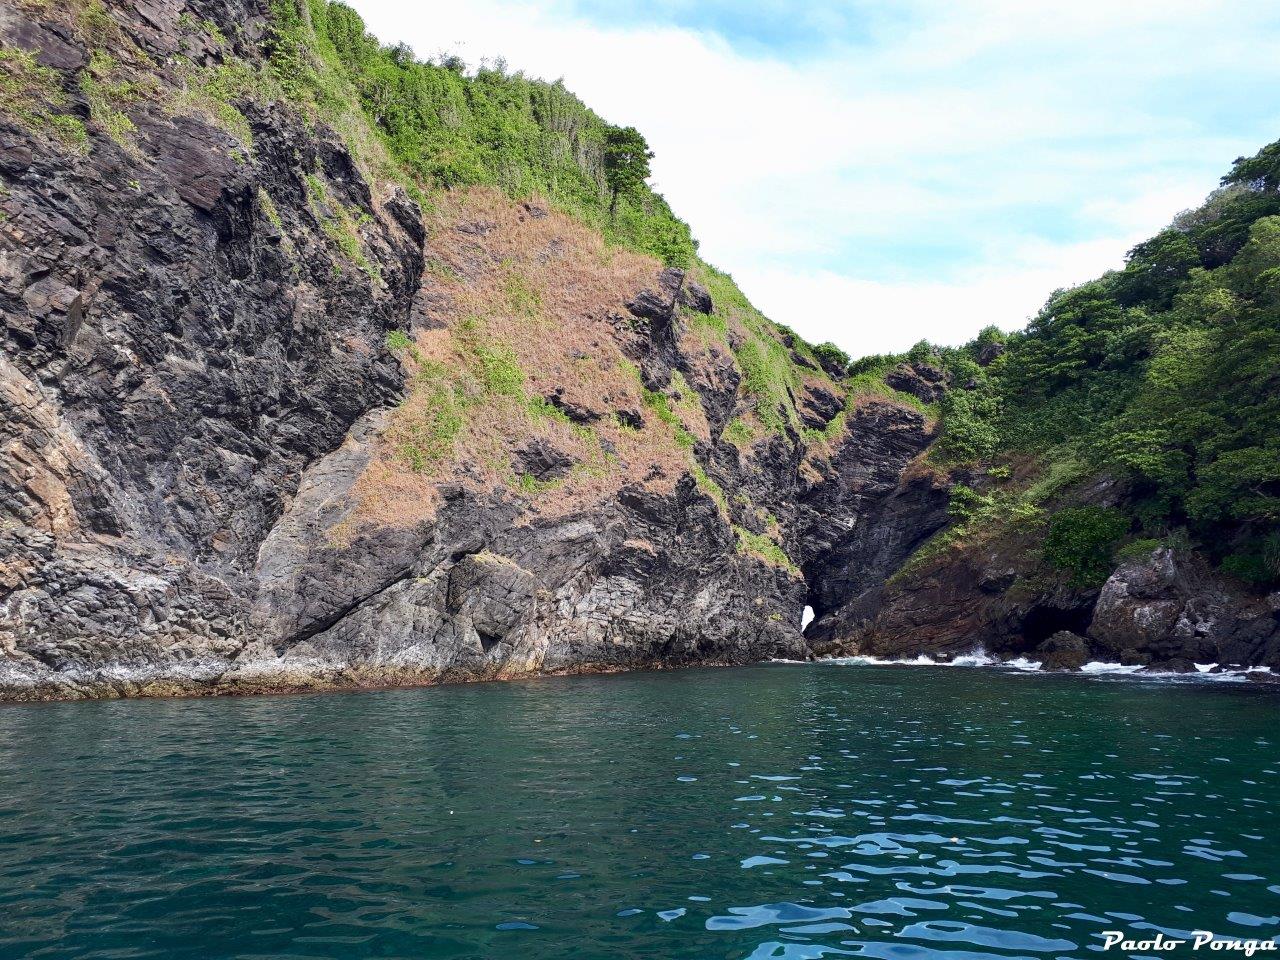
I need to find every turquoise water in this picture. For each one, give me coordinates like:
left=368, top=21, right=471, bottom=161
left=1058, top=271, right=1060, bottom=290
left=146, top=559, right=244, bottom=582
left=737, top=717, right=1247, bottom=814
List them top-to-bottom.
left=1, top=665, right=1278, bottom=959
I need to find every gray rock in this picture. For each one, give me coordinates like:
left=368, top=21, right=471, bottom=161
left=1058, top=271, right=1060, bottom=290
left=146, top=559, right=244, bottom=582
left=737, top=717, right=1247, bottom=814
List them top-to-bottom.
left=678, top=281, right=713, bottom=314
left=976, top=341, right=1005, bottom=366
left=884, top=362, right=949, bottom=403
left=514, top=440, right=576, bottom=482
left=446, top=553, right=538, bottom=651
left=1035, top=631, right=1090, bottom=671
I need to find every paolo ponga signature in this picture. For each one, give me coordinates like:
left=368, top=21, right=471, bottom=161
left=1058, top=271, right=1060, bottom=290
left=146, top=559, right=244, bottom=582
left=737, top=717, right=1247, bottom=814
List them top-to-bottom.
left=1102, top=931, right=1277, bottom=955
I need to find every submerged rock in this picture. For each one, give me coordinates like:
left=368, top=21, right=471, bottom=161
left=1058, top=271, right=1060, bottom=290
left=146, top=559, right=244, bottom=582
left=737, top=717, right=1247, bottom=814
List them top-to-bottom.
left=1036, top=632, right=1090, bottom=671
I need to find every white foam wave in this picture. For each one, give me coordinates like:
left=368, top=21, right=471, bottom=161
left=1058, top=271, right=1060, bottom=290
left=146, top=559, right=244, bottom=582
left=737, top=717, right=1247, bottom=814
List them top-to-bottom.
left=822, top=649, right=1041, bottom=673
left=816, top=652, right=1273, bottom=684
left=1079, top=661, right=1270, bottom=683
left=1079, top=661, right=1144, bottom=675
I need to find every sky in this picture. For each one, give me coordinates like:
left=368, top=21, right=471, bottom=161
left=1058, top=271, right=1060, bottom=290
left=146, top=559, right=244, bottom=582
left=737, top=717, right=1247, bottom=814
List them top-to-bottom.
left=349, top=0, right=1280, bottom=357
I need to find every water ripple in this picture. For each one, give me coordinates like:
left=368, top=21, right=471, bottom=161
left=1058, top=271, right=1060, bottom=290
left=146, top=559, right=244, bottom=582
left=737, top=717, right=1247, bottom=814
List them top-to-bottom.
left=0, top=665, right=1277, bottom=958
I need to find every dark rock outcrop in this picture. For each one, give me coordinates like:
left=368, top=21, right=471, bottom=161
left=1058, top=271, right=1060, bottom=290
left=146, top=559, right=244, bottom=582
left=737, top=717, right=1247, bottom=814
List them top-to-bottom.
left=0, top=0, right=944, bottom=700
left=14, top=0, right=1264, bottom=702
left=678, top=281, right=713, bottom=314
left=976, top=341, right=1005, bottom=366
left=884, top=362, right=949, bottom=404
left=514, top=440, right=576, bottom=481
left=801, top=442, right=950, bottom=648
left=815, top=512, right=1280, bottom=670
left=1088, top=549, right=1280, bottom=666
left=1035, top=631, right=1090, bottom=671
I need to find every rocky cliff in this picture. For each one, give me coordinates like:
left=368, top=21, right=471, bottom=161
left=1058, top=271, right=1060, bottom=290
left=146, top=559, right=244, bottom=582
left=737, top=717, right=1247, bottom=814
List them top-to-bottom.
left=0, top=0, right=942, bottom=699
left=4, top=0, right=1274, bottom=701
left=808, top=373, right=1280, bottom=674
left=816, top=500, right=1280, bottom=672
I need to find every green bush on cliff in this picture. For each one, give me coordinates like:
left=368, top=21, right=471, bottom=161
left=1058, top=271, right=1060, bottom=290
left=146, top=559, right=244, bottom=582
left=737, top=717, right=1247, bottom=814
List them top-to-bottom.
left=0, top=47, right=88, bottom=149
left=734, top=337, right=795, bottom=433
left=812, top=342, right=851, bottom=373
left=934, top=387, right=1000, bottom=462
left=946, top=485, right=991, bottom=523
left=1043, top=506, right=1129, bottom=586
left=733, top=525, right=799, bottom=575
left=1220, top=533, right=1280, bottom=586
left=1114, top=537, right=1162, bottom=563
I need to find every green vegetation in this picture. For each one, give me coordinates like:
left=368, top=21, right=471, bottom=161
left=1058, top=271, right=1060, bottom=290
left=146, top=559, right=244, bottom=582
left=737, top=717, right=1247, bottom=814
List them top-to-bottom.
left=71, top=0, right=117, bottom=36
left=266, top=0, right=696, bottom=266
left=177, top=12, right=228, bottom=47
left=0, top=47, right=88, bottom=149
left=79, top=51, right=138, bottom=148
left=169, top=59, right=266, bottom=151
left=603, top=125, right=652, bottom=217
left=904, top=138, right=1280, bottom=588
left=303, top=173, right=378, bottom=278
left=257, top=187, right=285, bottom=231
left=693, top=263, right=811, bottom=435
left=501, top=266, right=542, bottom=318
left=456, top=316, right=525, bottom=397
left=391, top=320, right=537, bottom=473
left=384, top=329, right=412, bottom=352
left=733, top=337, right=794, bottom=433
left=813, top=341, right=852, bottom=372
left=843, top=354, right=935, bottom=416
left=396, top=364, right=465, bottom=472
left=641, top=383, right=697, bottom=449
left=934, top=386, right=999, bottom=461
left=642, top=387, right=679, bottom=428
left=525, top=395, right=570, bottom=424
left=802, top=410, right=848, bottom=445
left=721, top=417, right=755, bottom=449
left=692, top=462, right=729, bottom=514
left=515, top=471, right=561, bottom=495
left=1042, top=506, right=1130, bottom=587
left=733, top=525, right=800, bottom=576
left=1220, top=533, right=1280, bottom=585
left=1115, top=537, right=1162, bottom=563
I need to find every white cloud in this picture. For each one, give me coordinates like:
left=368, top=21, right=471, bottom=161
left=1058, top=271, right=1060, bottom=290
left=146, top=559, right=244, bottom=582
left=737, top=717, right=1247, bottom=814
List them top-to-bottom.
left=348, top=0, right=1280, bottom=356
left=736, top=177, right=1217, bottom=355
left=741, top=236, right=1134, bottom=356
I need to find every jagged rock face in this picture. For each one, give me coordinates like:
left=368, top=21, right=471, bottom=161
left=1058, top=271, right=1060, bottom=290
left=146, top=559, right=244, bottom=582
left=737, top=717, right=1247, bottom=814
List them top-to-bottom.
left=0, top=0, right=940, bottom=699
left=0, top=0, right=436, bottom=692
left=35, top=0, right=1267, bottom=697
left=883, top=362, right=949, bottom=404
left=798, top=407, right=948, bottom=643
left=816, top=504, right=1280, bottom=669
left=814, top=524, right=1101, bottom=661
left=1087, top=549, right=1280, bottom=668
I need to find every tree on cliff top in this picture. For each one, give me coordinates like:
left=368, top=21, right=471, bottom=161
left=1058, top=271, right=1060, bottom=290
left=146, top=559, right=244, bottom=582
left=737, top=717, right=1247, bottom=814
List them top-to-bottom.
left=603, top=125, right=653, bottom=217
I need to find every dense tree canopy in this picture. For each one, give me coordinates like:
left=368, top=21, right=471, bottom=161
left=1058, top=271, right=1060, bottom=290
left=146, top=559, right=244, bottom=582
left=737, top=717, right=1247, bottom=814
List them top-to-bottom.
left=922, top=138, right=1280, bottom=587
